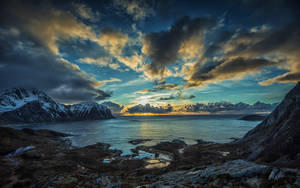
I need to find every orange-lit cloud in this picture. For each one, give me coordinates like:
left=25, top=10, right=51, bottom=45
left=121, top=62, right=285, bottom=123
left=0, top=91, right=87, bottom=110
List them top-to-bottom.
left=113, top=0, right=155, bottom=20
left=3, top=2, right=101, bottom=55
left=73, top=2, right=99, bottom=21
left=141, top=16, right=216, bottom=78
left=186, top=22, right=300, bottom=87
left=97, top=27, right=129, bottom=56
left=78, top=57, right=120, bottom=70
left=186, top=57, right=277, bottom=88
left=260, top=72, right=300, bottom=85
left=94, top=78, right=122, bottom=87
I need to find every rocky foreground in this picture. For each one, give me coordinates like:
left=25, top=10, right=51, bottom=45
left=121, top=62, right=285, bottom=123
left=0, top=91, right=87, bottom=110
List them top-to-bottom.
left=0, top=126, right=299, bottom=188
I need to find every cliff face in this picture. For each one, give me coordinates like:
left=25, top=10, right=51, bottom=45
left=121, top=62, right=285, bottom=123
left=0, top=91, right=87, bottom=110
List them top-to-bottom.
left=240, top=82, right=300, bottom=164
left=0, top=88, right=113, bottom=124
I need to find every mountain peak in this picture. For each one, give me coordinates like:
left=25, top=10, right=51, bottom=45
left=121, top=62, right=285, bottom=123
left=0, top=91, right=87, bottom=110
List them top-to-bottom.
left=285, top=82, right=300, bottom=98
left=1, top=87, right=46, bottom=97
left=69, top=101, right=113, bottom=120
left=101, top=101, right=124, bottom=113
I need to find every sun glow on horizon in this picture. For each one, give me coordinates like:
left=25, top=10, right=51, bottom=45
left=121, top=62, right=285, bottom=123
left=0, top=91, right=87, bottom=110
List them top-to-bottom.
left=120, top=111, right=211, bottom=116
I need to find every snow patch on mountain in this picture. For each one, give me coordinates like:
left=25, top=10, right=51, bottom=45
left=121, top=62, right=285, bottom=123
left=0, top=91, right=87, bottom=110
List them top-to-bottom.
left=101, top=101, right=124, bottom=113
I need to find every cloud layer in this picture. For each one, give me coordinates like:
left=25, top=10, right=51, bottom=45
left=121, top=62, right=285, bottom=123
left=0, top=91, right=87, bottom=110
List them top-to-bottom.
left=1, top=0, right=299, bottom=106
left=0, top=1, right=113, bottom=103
left=142, top=16, right=216, bottom=77
left=187, top=22, right=300, bottom=87
left=187, top=58, right=277, bottom=87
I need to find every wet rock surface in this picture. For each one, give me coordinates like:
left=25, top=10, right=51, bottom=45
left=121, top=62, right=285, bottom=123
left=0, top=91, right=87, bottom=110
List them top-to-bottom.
left=129, top=138, right=152, bottom=145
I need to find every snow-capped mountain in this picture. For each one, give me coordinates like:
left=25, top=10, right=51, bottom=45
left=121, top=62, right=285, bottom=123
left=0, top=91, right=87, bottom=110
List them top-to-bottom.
left=0, top=88, right=113, bottom=123
left=0, top=88, right=66, bottom=113
left=69, top=101, right=113, bottom=120
left=101, top=101, right=124, bottom=113
left=125, top=103, right=173, bottom=114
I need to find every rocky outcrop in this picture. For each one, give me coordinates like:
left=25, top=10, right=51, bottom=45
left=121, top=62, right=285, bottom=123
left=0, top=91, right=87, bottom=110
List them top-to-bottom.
left=239, top=82, right=300, bottom=166
left=0, top=88, right=113, bottom=124
left=239, top=114, right=266, bottom=121
left=0, top=127, right=120, bottom=187
left=129, top=139, right=152, bottom=145
left=144, top=160, right=300, bottom=187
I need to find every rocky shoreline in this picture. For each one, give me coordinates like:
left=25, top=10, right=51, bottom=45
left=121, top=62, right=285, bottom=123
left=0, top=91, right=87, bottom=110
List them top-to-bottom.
left=239, top=114, right=266, bottom=121
left=1, top=127, right=299, bottom=187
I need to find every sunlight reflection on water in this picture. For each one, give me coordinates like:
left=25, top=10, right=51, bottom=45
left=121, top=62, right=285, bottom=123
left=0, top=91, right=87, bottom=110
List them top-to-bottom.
left=145, top=160, right=171, bottom=169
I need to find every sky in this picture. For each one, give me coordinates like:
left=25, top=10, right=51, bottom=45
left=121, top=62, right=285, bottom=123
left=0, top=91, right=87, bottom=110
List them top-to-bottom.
left=0, top=0, right=299, bottom=106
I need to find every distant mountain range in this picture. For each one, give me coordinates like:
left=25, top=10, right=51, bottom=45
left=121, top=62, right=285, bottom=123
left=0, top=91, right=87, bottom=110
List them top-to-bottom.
left=0, top=87, right=280, bottom=124
left=0, top=88, right=113, bottom=124
left=119, top=101, right=278, bottom=114
left=173, top=101, right=278, bottom=113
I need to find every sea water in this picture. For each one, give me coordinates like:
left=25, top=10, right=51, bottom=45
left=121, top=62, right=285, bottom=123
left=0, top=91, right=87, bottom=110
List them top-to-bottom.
left=4, top=115, right=259, bottom=155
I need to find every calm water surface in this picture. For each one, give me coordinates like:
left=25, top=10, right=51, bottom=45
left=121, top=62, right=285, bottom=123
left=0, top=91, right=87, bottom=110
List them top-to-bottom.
left=4, top=115, right=259, bottom=155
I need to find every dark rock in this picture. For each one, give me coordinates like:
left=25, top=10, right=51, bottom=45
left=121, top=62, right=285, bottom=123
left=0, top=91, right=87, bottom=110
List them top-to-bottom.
left=239, top=82, right=300, bottom=167
left=239, top=114, right=266, bottom=121
left=0, top=126, right=299, bottom=187
left=0, top=127, right=69, bottom=155
left=228, top=137, right=240, bottom=142
left=129, top=139, right=152, bottom=145
left=152, top=139, right=187, bottom=154
left=195, top=139, right=213, bottom=145
left=152, top=160, right=300, bottom=187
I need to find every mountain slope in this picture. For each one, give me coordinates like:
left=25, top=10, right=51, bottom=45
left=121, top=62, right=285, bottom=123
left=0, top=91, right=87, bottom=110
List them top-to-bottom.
left=239, top=82, right=300, bottom=165
left=0, top=88, right=113, bottom=123
left=0, top=88, right=67, bottom=113
left=101, top=101, right=124, bottom=114
left=69, top=102, right=113, bottom=120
